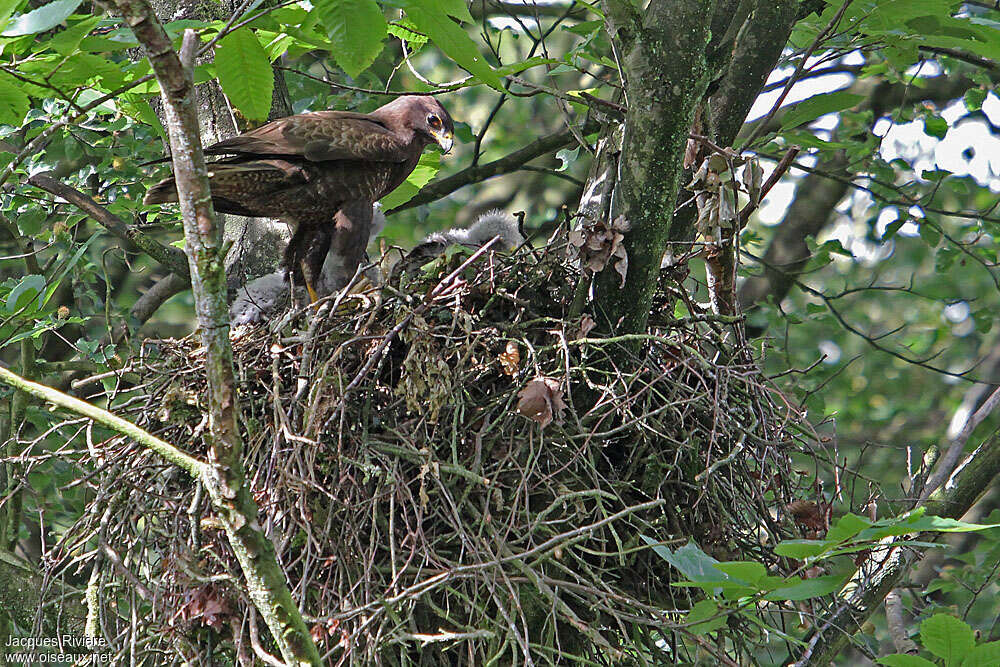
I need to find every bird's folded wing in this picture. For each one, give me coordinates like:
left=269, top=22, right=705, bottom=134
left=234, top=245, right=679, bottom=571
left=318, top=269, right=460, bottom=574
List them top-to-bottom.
left=205, top=112, right=411, bottom=163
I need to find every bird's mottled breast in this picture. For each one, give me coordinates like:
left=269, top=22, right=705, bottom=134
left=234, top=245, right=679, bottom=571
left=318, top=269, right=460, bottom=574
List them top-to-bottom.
left=309, top=153, right=420, bottom=203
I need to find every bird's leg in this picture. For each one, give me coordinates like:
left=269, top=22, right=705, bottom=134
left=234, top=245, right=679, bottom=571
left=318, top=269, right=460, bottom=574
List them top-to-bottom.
left=325, top=201, right=373, bottom=292
left=283, top=224, right=311, bottom=308
left=301, top=224, right=333, bottom=305
left=300, top=259, right=320, bottom=303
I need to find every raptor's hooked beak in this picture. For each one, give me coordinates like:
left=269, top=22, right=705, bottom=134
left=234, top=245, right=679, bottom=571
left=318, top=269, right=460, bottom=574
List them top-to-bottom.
left=433, top=130, right=454, bottom=155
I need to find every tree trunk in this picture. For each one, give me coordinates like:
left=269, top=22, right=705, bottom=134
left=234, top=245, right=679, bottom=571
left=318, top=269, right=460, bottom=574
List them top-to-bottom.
left=590, top=0, right=713, bottom=333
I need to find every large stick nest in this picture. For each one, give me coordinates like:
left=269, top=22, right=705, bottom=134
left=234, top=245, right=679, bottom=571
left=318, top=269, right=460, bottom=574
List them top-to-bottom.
left=67, top=238, right=821, bottom=664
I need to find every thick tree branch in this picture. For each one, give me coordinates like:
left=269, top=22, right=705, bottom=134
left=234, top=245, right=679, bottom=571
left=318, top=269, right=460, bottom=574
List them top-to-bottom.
left=589, top=0, right=714, bottom=333
left=710, top=0, right=801, bottom=147
left=108, top=2, right=319, bottom=662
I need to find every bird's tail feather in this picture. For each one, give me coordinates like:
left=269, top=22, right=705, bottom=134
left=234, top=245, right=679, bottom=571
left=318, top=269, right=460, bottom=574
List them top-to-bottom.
left=143, top=177, right=178, bottom=205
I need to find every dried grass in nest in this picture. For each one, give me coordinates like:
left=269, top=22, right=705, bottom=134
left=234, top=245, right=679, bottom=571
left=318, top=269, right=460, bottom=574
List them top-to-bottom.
left=68, top=240, right=821, bottom=665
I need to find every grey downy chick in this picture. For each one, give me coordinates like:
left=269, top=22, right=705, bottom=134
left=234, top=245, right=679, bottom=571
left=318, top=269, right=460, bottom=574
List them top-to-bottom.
left=394, top=209, right=524, bottom=277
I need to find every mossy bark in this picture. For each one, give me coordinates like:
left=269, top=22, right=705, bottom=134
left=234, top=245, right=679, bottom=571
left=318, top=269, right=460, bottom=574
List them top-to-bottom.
left=588, top=0, right=802, bottom=334
left=591, top=0, right=714, bottom=334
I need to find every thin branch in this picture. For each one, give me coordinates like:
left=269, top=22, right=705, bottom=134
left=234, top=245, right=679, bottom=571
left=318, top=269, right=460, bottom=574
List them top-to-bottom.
left=109, top=0, right=320, bottom=660
left=470, top=0, right=587, bottom=20
left=741, top=0, right=854, bottom=148
left=918, top=46, right=999, bottom=72
left=759, top=64, right=864, bottom=94
left=276, top=65, right=468, bottom=96
left=388, top=119, right=598, bottom=214
left=737, top=146, right=800, bottom=226
left=0, top=365, right=204, bottom=475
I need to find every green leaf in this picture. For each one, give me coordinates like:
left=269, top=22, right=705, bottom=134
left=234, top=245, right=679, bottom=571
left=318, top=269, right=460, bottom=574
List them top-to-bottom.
left=0, top=0, right=20, bottom=33
left=2, top=0, right=81, bottom=36
left=313, top=0, right=386, bottom=78
left=403, top=0, right=501, bottom=90
left=434, top=0, right=474, bottom=22
left=866, top=0, right=955, bottom=28
left=48, top=15, right=100, bottom=54
left=214, top=28, right=274, bottom=121
left=0, top=71, right=29, bottom=125
left=964, top=88, right=987, bottom=112
left=780, top=91, right=866, bottom=130
left=923, top=115, right=948, bottom=139
left=380, top=152, right=439, bottom=210
left=882, top=217, right=906, bottom=240
left=918, top=222, right=941, bottom=247
left=935, top=246, right=958, bottom=273
left=6, top=274, right=45, bottom=312
left=972, top=309, right=993, bottom=335
left=826, top=513, right=873, bottom=543
left=860, top=515, right=1000, bottom=541
left=642, top=537, right=723, bottom=583
left=773, top=539, right=827, bottom=560
left=712, top=561, right=767, bottom=585
left=764, top=574, right=846, bottom=601
left=670, top=580, right=758, bottom=599
left=686, top=600, right=727, bottom=635
left=921, top=614, right=975, bottom=664
left=962, top=641, right=1000, bottom=667
left=877, top=656, right=938, bottom=667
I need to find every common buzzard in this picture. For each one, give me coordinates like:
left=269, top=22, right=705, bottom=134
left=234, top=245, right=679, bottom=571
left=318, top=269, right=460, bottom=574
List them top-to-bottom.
left=144, top=95, right=454, bottom=300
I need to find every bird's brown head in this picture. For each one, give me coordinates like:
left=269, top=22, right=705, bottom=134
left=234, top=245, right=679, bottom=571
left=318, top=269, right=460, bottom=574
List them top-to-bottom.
left=377, top=95, right=454, bottom=154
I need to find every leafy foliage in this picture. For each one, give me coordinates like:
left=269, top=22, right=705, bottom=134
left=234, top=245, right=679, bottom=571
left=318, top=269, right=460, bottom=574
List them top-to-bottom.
left=877, top=613, right=1000, bottom=667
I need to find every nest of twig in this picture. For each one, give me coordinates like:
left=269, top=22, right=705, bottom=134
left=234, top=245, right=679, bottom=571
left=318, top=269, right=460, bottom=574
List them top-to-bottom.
left=67, top=238, right=820, bottom=664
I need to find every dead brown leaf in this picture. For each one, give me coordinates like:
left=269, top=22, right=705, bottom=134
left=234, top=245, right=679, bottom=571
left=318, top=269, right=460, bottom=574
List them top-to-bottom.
left=567, top=215, right=630, bottom=286
left=499, top=341, right=520, bottom=376
left=517, top=377, right=567, bottom=428
left=786, top=500, right=830, bottom=539
left=174, top=584, right=230, bottom=631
